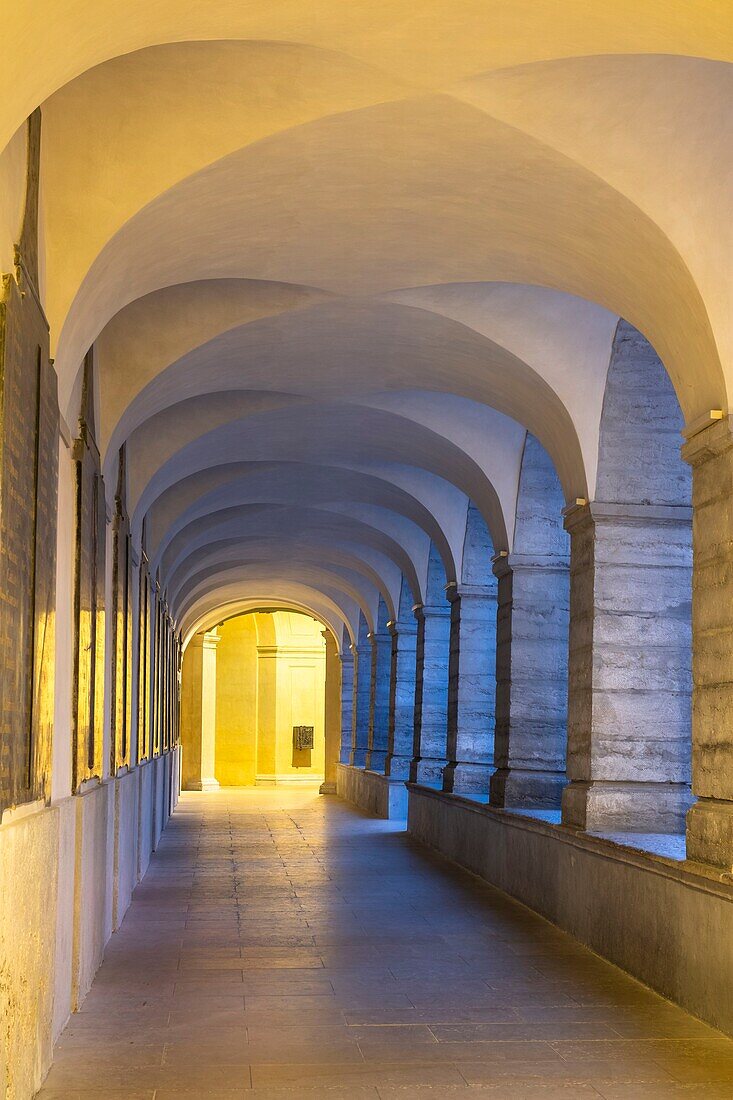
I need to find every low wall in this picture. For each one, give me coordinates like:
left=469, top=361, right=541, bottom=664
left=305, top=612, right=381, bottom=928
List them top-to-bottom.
left=0, top=751, right=178, bottom=1100
left=336, top=763, right=408, bottom=819
left=408, top=785, right=733, bottom=1034
left=0, top=801, right=57, bottom=1099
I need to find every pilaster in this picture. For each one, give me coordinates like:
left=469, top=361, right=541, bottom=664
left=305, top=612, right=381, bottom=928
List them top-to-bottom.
left=199, top=630, right=221, bottom=792
left=320, top=630, right=341, bottom=794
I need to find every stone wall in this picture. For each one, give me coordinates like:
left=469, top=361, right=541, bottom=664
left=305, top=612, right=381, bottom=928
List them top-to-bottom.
left=0, top=750, right=178, bottom=1099
left=336, top=762, right=408, bottom=819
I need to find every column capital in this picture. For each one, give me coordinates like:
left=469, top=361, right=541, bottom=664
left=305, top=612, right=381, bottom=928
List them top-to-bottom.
left=681, top=412, right=732, bottom=467
left=563, top=499, right=691, bottom=534
left=493, top=551, right=569, bottom=579
left=446, top=580, right=497, bottom=601
left=413, top=602, right=450, bottom=621
left=387, top=617, right=417, bottom=637
left=201, top=629, right=221, bottom=649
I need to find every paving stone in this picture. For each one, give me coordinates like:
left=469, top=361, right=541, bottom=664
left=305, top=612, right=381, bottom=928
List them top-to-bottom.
left=36, top=789, right=732, bottom=1099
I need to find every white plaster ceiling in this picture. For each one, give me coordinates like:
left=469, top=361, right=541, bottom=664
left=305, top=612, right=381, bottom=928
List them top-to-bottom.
left=1, top=8, right=729, bottom=638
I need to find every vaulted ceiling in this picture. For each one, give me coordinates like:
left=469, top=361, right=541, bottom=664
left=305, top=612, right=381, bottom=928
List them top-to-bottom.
left=1, top=2, right=730, bottom=647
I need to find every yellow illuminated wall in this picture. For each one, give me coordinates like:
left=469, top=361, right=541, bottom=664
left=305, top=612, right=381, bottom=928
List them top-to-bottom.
left=212, top=609, right=326, bottom=786
left=214, top=613, right=259, bottom=785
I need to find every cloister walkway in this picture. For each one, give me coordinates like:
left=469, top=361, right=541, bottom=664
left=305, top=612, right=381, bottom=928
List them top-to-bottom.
left=38, top=789, right=733, bottom=1099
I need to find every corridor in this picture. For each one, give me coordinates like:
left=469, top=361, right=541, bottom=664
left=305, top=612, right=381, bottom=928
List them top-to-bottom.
left=38, top=790, right=733, bottom=1099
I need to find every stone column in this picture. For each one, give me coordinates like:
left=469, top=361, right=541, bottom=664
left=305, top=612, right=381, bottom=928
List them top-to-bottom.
left=682, top=417, right=733, bottom=868
left=561, top=502, right=692, bottom=833
left=490, top=552, right=569, bottom=809
left=443, top=584, right=497, bottom=797
left=410, top=602, right=451, bottom=786
left=385, top=617, right=418, bottom=780
left=181, top=629, right=220, bottom=791
left=199, top=629, right=220, bottom=791
left=365, top=630, right=392, bottom=772
left=320, top=631, right=341, bottom=794
left=352, top=642, right=372, bottom=767
left=339, top=649, right=355, bottom=765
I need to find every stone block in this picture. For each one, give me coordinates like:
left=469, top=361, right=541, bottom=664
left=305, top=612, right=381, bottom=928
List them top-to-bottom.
left=561, top=779, right=692, bottom=833
left=686, top=798, right=733, bottom=870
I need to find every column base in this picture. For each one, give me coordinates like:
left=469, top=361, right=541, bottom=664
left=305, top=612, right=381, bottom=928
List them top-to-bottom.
left=365, top=750, right=387, bottom=773
left=410, top=757, right=446, bottom=787
left=442, top=761, right=492, bottom=798
left=490, top=767, right=566, bottom=810
left=200, top=777, right=220, bottom=792
left=561, top=780, right=693, bottom=833
left=319, top=781, right=337, bottom=794
left=685, top=799, right=733, bottom=871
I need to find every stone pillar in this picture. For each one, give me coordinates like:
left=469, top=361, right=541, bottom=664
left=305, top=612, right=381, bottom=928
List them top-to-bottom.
left=682, top=417, right=733, bottom=868
left=561, top=502, right=692, bottom=833
left=490, top=552, right=569, bottom=809
left=443, top=584, right=497, bottom=797
left=410, top=603, right=451, bottom=786
left=385, top=618, right=418, bottom=780
left=181, top=629, right=220, bottom=791
left=199, top=629, right=220, bottom=791
left=365, top=630, right=392, bottom=772
left=320, top=631, right=341, bottom=794
left=352, top=642, right=372, bottom=767
left=339, top=649, right=355, bottom=765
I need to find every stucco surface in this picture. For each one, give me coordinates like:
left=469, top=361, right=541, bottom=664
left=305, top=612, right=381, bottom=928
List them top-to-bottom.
left=0, top=805, right=58, bottom=1100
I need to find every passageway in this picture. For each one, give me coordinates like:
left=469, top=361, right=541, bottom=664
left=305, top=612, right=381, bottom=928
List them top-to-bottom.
left=38, top=790, right=733, bottom=1098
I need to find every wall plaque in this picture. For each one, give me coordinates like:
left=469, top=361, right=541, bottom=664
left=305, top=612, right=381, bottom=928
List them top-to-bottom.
left=0, top=110, right=58, bottom=813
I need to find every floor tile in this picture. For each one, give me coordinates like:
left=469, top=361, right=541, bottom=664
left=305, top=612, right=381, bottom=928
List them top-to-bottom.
left=36, top=788, right=730, bottom=1099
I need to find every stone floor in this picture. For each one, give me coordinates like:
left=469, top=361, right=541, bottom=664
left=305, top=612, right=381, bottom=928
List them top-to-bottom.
left=38, top=787, right=733, bottom=1099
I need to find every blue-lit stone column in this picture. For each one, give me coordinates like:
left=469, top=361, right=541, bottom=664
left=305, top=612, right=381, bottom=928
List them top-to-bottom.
left=410, top=602, right=451, bottom=787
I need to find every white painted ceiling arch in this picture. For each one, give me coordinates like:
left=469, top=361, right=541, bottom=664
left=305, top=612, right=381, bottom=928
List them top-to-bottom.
left=4, top=0, right=731, bottom=159
left=2, top=7, right=730, bottom=641
left=48, top=90, right=725, bottom=427
left=98, top=289, right=588, bottom=495
left=125, top=396, right=513, bottom=551
left=143, top=463, right=458, bottom=594
left=156, top=504, right=427, bottom=615
left=165, top=538, right=400, bottom=624
left=175, top=560, right=383, bottom=634
left=178, top=567, right=375, bottom=641
left=183, top=589, right=358, bottom=652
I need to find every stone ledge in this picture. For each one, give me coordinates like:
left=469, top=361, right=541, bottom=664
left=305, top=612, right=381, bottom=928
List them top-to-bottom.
left=336, top=763, right=408, bottom=819
left=409, top=783, right=733, bottom=897
left=407, top=784, right=733, bottom=1034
